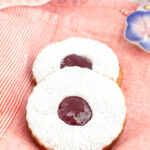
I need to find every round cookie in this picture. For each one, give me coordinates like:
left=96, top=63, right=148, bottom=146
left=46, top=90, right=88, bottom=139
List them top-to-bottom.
left=33, top=37, right=121, bottom=84
left=26, top=67, right=126, bottom=150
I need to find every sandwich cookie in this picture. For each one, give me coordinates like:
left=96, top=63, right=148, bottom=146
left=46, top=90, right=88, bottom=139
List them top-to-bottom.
left=33, top=38, right=122, bottom=84
left=26, top=67, right=126, bottom=150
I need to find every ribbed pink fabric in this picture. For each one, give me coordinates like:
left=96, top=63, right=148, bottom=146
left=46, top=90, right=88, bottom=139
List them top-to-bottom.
left=2, top=0, right=150, bottom=150
left=0, top=6, right=59, bottom=137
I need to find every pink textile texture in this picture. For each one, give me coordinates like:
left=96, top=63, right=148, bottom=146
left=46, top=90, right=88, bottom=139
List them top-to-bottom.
left=0, top=0, right=51, bottom=9
left=0, top=0, right=88, bottom=9
left=1, top=0, right=150, bottom=149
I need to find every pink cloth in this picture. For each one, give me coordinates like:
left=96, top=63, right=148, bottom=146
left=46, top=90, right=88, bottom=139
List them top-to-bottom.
left=0, top=0, right=50, bottom=9
left=1, top=0, right=150, bottom=149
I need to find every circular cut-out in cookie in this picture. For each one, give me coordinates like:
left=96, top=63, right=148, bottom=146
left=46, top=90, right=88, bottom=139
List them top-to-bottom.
left=33, top=37, right=121, bottom=84
left=26, top=67, right=126, bottom=150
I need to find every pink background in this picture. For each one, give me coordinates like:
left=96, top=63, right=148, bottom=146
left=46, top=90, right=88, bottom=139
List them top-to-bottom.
left=1, top=0, right=150, bottom=149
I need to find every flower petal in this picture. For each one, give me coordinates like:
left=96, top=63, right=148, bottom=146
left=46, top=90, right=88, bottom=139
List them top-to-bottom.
left=126, top=11, right=150, bottom=52
left=127, top=11, right=145, bottom=25
left=142, top=11, right=150, bottom=35
left=125, top=24, right=144, bottom=42
left=139, top=38, right=150, bottom=52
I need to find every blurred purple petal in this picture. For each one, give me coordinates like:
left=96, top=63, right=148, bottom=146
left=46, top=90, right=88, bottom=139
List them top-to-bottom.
left=125, top=10, right=150, bottom=52
left=127, top=11, right=144, bottom=25
left=142, top=12, right=150, bottom=36
left=125, top=24, right=144, bottom=41
left=139, top=38, right=150, bottom=52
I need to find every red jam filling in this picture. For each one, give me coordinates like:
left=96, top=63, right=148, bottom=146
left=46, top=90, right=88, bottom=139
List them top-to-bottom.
left=60, top=54, right=92, bottom=69
left=58, top=96, right=92, bottom=126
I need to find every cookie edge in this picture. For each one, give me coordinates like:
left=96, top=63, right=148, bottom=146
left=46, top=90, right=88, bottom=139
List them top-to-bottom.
left=33, top=66, right=123, bottom=86
left=116, top=67, right=123, bottom=86
left=26, top=117, right=126, bottom=150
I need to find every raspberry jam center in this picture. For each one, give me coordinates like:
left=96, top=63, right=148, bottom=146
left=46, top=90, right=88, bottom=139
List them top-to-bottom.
left=60, top=54, right=92, bottom=69
left=58, top=96, right=92, bottom=126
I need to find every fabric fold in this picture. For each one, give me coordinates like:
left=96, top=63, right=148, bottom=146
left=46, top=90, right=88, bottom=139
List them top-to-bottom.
left=0, top=0, right=51, bottom=9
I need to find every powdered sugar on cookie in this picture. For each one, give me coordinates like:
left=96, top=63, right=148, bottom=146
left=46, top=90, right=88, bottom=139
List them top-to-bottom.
left=33, top=38, right=120, bottom=83
left=26, top=67, right=126, bottom=150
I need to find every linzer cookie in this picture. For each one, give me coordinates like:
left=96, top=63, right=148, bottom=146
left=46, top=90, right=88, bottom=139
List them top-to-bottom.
left=33, top=38, right=122, bottom=84
left=26, top=67, right=126, bottom=150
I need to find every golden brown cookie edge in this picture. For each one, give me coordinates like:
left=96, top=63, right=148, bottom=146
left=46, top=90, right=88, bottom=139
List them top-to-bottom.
left=116, top=66, right=123, bottom=86
left=26, top=117, right=126, bottom=150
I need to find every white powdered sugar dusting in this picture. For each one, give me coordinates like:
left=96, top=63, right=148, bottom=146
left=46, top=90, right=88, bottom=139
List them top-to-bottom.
left=33, top=37, right=120, bottom=83
left=26, top=67, right=126, bottom=150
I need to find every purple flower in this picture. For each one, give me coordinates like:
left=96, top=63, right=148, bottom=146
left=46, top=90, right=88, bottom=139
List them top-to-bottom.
left=125, top=11, right=150, bottom=52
